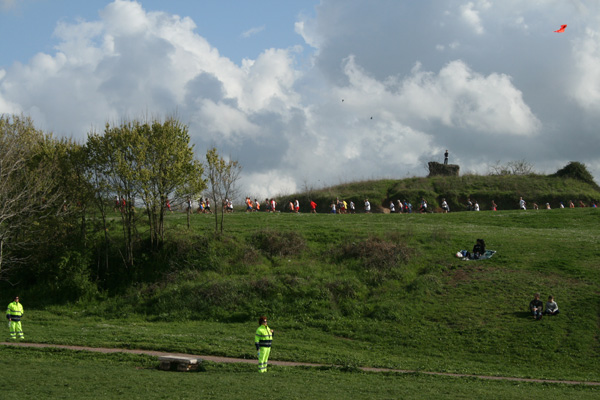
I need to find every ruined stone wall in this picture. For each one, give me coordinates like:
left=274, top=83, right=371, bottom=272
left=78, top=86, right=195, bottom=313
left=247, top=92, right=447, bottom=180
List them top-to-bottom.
left=428, top=162, right=459, bottom=177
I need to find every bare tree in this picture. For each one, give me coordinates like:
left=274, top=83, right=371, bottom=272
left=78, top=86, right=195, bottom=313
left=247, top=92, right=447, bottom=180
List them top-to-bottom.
left=0, top=115, right=66, bottom=281
left=205, top=147, right=242, bottom=235
left=488, top=160, right=535, bottom=176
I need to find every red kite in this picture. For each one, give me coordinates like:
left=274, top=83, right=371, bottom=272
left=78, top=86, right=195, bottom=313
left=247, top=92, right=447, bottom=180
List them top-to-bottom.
left=554, top=24, right=567, bottom=33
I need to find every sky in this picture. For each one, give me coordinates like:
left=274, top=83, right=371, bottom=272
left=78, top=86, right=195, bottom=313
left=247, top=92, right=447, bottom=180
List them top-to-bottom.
left=1, top=0, right=600, bottom=199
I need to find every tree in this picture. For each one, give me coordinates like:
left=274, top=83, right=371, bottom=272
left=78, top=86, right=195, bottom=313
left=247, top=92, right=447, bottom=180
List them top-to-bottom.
left=0, top=115, right=67, bottom=281
left=86, top=118, right=205, bottom=267
left=135, top=118, right=205, bottom=245
left=86, top=122, right=141, bottom=267
left=205, top=147, right=242, bottom=235
left=488, top=160, right=535, bottom=176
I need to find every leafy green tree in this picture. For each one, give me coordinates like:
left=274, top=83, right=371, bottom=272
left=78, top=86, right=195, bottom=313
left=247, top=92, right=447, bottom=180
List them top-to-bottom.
left=86, top=118, right=205, bottom=270
left=135, top=118, right=205, bottom=245
left=87, top=122, right=141, bottom=267
left=85, top=130, right=123, bottom=276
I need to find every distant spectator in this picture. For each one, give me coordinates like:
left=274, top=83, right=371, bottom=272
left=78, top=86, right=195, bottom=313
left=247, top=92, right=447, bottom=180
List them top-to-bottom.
left=444, top=149, right=449, bottom=165
left=519, top=197, right=526, bottom=210
left=419, top=198, right=428, bottom=213
left=441, top=198, right=449, bottom=213
left=466, top=198, right=473, bottom=211
left=254, top=199, right=260, bottom=212
left=294, top=199, right=300, bottom=213
left=364, top=199, right=371, bottom=213
left=310, top=200, right=317, bottom=213
left=397, top=200, right=403, bottom=213
left=491, top=200, right=497, bottom=211
left=569, top=200, right=575, bottom=208
left=579, top=200, right=586, bottom=207
left=288, top=201, right=294, bottom=212
left=330, top=201, right=337, bottom=214
left=349, top=201, right=356, bottom=214
left=389, top=201, right=395, bottom=213
left=474, top=201, right=480, bottom=211
left=532, top=202, right=539, bottom=210
left=559, top=202, right=564, bottom=209
left=545, top=203, right=551, bottom=210
left=529, top=293, right=543, bottom=320
left=544, top=295, right=560, bottom=316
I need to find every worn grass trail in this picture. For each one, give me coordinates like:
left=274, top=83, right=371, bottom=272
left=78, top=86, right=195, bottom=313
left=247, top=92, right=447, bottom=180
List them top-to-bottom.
left=2, top=341, right=600, bottom=387
left=1, top=343, right=600, bottom=400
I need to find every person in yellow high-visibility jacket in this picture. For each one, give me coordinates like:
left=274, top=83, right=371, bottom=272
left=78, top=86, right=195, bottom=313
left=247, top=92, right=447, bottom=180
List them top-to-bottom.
left=6, top=296, right=24, bottom=340
left=255, top=316, right=274, bottom=373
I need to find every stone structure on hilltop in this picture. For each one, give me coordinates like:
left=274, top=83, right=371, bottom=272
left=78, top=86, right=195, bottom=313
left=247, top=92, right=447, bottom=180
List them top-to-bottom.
left=428, top=161, right=459, bottom=177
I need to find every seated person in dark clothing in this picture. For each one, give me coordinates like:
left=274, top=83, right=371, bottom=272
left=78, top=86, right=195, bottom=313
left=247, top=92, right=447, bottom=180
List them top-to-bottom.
left=470, top=239, right=486, bottom=259
left=529, top=293, right=543, bottom=320
left=544, top=295, right=560, bottom=316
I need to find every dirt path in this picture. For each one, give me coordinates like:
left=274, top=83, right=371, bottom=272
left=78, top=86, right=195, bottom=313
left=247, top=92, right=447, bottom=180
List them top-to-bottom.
left=2, top=341, right=599, bottom=387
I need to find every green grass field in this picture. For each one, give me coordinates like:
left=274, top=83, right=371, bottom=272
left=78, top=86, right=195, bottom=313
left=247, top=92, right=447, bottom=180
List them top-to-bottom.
left=5, top=207, right=600, bottom=398
left=1, top=347, right=599, bottom=400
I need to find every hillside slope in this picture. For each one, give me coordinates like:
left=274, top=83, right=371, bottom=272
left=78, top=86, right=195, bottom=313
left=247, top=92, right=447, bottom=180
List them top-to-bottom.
left=287, top=165, right=600, bottom=213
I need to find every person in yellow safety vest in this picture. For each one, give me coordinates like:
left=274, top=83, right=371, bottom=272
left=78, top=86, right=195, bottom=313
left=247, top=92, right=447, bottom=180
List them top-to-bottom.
left=6, top=296, right=24, bottom=340
left=255, top=316, right=274, bottom=373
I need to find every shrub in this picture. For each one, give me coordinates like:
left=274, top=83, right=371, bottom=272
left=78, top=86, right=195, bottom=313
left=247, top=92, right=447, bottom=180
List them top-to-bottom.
left=552, top=162, right=598, bottom=186
left=250, top=229, right=307, bottom=257
left=334, top=236, right=413, bottom=272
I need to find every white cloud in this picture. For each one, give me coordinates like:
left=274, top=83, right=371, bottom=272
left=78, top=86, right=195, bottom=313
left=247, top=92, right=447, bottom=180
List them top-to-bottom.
left=0, top=0, right=16, bottom=10
left=2, top=0, right=600, bottom=197
left=459, top=2, right=485, bottom=35
left=294, top=18, right=319, bottom=50
left=241, top=25, right=265, bottom=38
left=571, top=28, right=600, bottom=110
left=337, top=56, right=540, bottom=137
left=400, top=60, right=541, bottom=135
left=196, top=99, right=260, bottom=143
left=242, top=171, right=298, bottom=199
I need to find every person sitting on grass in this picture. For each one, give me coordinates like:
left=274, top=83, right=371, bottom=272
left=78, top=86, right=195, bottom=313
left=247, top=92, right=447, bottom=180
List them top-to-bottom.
left=470, top=239, right=485, bottom=259
left=529, top=293, right=544, bottom=320
left=544, top=295, right=560, bottom=316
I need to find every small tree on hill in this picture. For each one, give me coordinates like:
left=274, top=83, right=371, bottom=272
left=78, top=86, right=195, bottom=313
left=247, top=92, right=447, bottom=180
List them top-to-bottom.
left=205, top=147, right=242, bottom=235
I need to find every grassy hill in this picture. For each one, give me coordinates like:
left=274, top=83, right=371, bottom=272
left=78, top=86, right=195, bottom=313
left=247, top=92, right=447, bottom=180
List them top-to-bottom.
left=286, top=164, right=600, bottom=213
left=21, top=204, right=600, bottom=385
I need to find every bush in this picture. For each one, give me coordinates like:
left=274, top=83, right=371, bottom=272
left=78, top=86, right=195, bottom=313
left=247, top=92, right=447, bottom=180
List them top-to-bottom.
left=552, top=162, right=598, bottom=186
left=250, top=229, right=307, bottom=257
left=334, top=236, right=413, bottom=272
left=42, top=250, right=98, bottom=303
